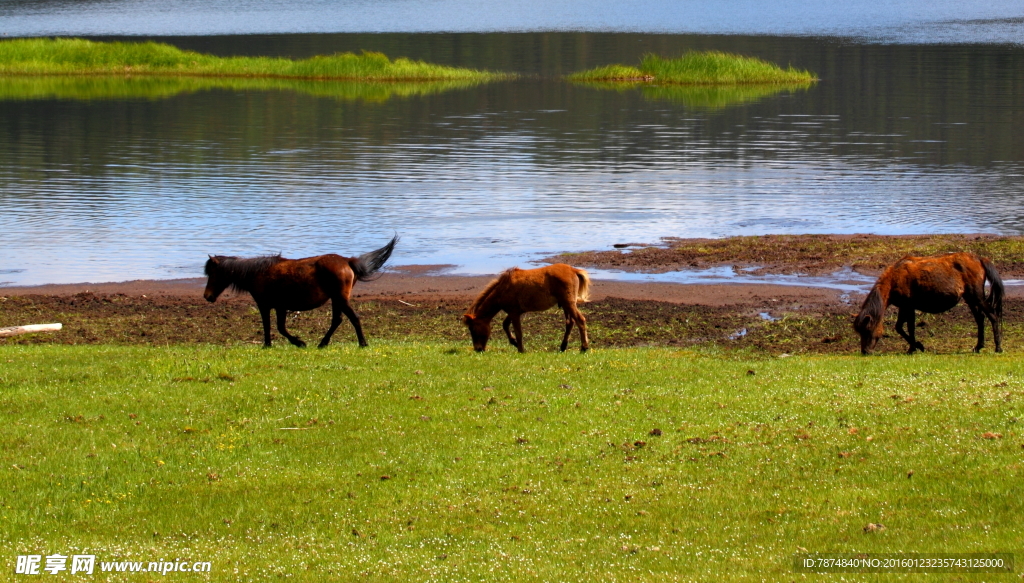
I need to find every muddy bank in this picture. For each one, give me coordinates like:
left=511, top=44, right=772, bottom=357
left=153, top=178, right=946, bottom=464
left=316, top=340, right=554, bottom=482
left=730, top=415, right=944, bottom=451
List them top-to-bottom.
left=6, top=232, right=1022, bottom=354
left=552, top=234, right=1024, bottom=277
left=0, top=265, right=849, bottom=307
left=1, top=271, right=1017, bottom=355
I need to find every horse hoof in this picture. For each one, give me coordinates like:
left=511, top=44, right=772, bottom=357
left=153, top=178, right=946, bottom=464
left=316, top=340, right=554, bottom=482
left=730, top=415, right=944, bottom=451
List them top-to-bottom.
left=317, top=343, right=329, bottom=349
left=359, top=343, right=369, bottom=348
left=580, top=347, right=589, bottom=353
left=996, top=347, right=1003, bottom=353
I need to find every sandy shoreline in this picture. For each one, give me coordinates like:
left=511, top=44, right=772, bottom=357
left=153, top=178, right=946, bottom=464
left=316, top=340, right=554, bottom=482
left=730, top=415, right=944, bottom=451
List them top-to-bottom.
left=4, top=232, right=1020, bottom=354
left=5, top=233, right=1022, bottom=305
left=2, top=263, right=1019, bottom=354
left=4, top=264, right=1022, bottom=305
left=0, top=265, right=857, bottom=306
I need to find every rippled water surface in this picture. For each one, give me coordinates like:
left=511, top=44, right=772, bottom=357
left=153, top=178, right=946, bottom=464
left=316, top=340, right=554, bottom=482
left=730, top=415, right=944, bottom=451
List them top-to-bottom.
left=2, top=0, right=1023, bottom=42
left=1, top=31, right=1023, bottom=285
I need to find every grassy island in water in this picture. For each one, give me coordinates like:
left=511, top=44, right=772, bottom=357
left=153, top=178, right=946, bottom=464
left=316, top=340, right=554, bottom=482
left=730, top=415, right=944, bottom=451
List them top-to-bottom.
left=0, top=38, right=508, bottom=82
left=568, top=51, right=816, bottom=85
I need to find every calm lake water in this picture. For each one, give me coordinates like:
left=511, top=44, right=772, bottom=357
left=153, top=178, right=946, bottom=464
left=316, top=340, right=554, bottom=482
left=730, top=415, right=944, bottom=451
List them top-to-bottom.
left=1, top=6, right=1023, bottom=285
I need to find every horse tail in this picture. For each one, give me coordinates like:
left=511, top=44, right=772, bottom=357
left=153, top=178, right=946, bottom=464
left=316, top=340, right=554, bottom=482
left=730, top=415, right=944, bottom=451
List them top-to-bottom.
left=350, top=234, right=399, bottom=282
left=981, top=257, right=1004, bottom=319
left=574, top=268, right=591, bottom=303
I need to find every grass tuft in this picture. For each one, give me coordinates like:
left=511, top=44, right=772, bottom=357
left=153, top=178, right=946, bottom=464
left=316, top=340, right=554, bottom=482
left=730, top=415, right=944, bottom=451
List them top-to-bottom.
left=568, top=51, right=816, bottom=85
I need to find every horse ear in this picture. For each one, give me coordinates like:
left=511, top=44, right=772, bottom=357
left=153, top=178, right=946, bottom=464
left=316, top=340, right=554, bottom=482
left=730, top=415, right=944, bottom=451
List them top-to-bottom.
left=208, top=255, right=220, bottom=264
left=461, top=314, right=472, bottom=325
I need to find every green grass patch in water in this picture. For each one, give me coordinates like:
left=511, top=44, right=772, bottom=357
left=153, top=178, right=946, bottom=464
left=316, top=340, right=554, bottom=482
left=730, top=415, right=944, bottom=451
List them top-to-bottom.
left=0, top=38, right=510, bottom=82
left=568, top=51, right=816, bottom=85
left=2, top=342, right=1020, bottom=580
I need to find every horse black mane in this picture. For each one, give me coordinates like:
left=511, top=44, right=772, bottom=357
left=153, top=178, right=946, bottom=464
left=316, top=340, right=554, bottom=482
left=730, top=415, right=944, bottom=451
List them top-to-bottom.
left=205, top=254, right=285, bottom=292
left=854, top=285, right=885, bottom=332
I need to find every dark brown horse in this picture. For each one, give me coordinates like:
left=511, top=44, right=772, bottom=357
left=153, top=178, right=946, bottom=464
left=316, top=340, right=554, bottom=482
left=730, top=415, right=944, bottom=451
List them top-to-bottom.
left=204, top=235, right=397, bottom=348
left=853, top=252, right=1003, bottom=354
left=462, top=263, right=590, bottom=353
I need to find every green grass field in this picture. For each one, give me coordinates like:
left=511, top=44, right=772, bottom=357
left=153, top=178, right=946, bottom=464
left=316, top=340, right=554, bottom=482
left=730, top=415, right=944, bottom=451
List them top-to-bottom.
left=0, top=38, right=507, bottom=82
left=567, top=52, right=816, bottom=85
left=2, top=342, right=1021, bottom=580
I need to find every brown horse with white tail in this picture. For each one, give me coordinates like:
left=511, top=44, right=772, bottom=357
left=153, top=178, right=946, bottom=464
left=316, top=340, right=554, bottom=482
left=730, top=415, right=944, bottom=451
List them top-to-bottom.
left=204, top=235, right=397, bottom=348
left=853, top=252, right=1003, bottom=354
left=463, top=264, right=591, bottom=353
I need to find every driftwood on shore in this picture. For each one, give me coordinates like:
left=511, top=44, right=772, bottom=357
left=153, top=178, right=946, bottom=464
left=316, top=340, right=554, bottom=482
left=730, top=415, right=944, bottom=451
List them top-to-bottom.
left=0, top=323, right=62, bottom=338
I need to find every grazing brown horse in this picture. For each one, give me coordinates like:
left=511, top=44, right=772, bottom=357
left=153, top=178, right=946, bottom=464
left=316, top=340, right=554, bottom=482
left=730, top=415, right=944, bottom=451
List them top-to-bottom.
left=204, top=235, right=397, bottom=348
left=853, top=252, right=1003, bottom=355
left=462, top=263, right=591, bottom=353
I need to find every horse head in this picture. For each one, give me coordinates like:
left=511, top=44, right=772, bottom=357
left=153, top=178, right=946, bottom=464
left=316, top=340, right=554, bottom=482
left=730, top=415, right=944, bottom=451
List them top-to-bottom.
left=203, top=255, right=231, bottom=303
left=853, top=287, right=886, bottom=354
left=853, top=313, right=882, bottom=354
left=462, top=314, right=491, bottom=352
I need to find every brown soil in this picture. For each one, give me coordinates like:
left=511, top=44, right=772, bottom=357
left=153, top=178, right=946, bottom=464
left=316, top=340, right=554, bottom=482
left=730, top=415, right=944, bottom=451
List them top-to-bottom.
left=2, top=264, right=1019, bottom=355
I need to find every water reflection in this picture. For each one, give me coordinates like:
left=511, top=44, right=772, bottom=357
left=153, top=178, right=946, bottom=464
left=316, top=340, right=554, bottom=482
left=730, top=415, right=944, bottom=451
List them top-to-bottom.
left=1, top=34, right=1023, bottom=286
left=0, top=76, right=489, bottom=102
left=573, top=81, right=813, bottom=110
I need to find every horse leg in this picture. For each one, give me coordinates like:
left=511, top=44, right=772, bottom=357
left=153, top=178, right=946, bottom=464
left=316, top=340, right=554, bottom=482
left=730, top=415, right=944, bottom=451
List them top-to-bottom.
left=971, top=292, right=1003, bottom=353
left=318, top=299, right=345, bottom=349
left=338, top=299, right=368, bottom=347
left=962, top=300, right=984, bottom=353
left=571, top=304, right=589, bottom=352
left=259, top=305, right=273, bottom=348
left=988, top=306, right=1003, bottom=353
left=895, top=307, right=921, bottom=354
left=559, top=308, right=574, bottom=352
left=276, top=309, right=306, bottom=348
left=906, top=310, right=924, bottom=353
left=511, top=313, right=525, bottom=353
left=502, top=314, right=517, bottom=347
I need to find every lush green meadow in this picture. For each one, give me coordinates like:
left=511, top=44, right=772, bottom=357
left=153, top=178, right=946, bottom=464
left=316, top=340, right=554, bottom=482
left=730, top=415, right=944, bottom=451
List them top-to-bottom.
left=0, top=38, right=507, bottom=82
left=1, top=342, right=1021, bottom=580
